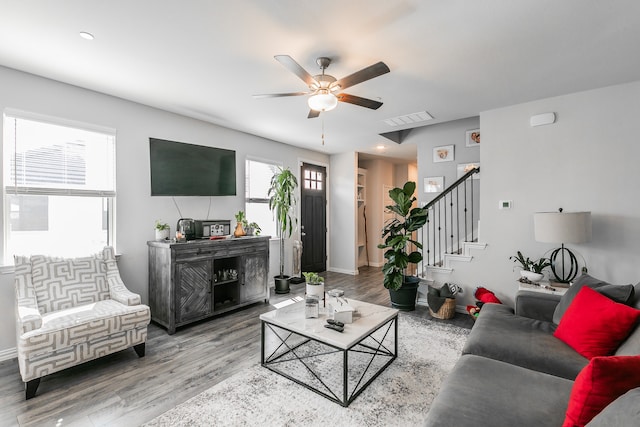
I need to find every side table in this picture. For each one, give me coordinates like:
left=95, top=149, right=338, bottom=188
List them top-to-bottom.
left=517, top=281, right=568, bottom=296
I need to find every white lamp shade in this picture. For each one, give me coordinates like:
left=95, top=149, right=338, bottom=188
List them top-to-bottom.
left=308, top=90, right=338, bottom=112
left=534, top=211, right=592, bottom=243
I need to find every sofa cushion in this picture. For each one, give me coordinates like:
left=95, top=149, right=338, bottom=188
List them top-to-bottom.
left=30, top=254, right=110, bottom=314
left=553, top=274, right=634, bottom=324
left=554, top=287, right=640, bottom=359
left=18, top=299, right=150, bottom=359
left=463, top=303, right=588, bottom=380
left=425, top=354, right=574, bottom=427
left=563, top=356, right=640, bottom=427
left=586, top=387, right=640, bottom=426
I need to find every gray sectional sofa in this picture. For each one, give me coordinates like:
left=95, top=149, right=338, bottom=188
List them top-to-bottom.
left=424, top=275, right=640, bottom=426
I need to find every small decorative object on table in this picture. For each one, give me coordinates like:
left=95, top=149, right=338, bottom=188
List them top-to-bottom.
left=234, top=210, right=247, bottom=237
left=155, top=220, right=170, bottom=241
left=510, top=251, right=551, bottom=283
left=303, top=272, right=325, bottom=305
left=305, top=295, right=319, bottom=318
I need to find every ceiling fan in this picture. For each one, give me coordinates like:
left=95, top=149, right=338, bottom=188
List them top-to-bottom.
left=253, top=55, right=390, bottom=118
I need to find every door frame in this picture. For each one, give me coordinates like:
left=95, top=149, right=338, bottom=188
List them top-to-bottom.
left=297, top=157, right=330, bottom=272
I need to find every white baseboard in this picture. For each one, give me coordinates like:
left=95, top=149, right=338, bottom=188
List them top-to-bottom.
left=363, top=261, right=383, bottom=268
left=328, top=267, right=359, bottom=275
left=0, top=347, right=16, bottom=362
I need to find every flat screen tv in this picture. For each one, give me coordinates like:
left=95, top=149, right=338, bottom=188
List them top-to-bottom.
left=149, top=138, right=236, bottom=196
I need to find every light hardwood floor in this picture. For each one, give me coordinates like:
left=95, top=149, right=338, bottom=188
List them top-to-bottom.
left=0, top=267, right=472, bottom=426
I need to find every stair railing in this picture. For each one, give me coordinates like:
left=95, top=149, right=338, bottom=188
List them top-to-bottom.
left=418, top=167, right=480, bottom=273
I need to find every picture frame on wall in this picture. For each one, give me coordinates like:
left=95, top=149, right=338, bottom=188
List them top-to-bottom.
left=465, top=129, right=480, bottom=147
left=433, top=145, right=454, bottom=162
left=457, top=162, right=480, bottom=179
left=424, top=176, right=444, bottom=193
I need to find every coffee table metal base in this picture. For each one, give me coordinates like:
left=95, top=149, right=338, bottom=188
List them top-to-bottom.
left=261, top=316, right=397, bottom=407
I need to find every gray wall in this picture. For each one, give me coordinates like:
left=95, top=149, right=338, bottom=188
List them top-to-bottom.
left=0, top=66, right=329, bottom=356
left=433, top=80, right=640, bottom=308
left=414, top=117, right=481, bottom=206
left=329, top=152, right=357, bottom=274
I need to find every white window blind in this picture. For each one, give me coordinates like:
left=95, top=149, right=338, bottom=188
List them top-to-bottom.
left=3, top=111, right=116, bottom=261
left=4, top=111, right=115, bottom=197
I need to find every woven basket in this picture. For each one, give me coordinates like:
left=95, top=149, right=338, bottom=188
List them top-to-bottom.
left=429, top=297, right=456, bottom=319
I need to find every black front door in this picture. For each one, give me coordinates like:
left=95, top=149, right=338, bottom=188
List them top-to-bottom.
left=300, top=163, right=327, bottom=272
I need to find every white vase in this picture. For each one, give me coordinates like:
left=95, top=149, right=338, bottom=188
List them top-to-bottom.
left=155, top=228, right=170, bottom=241
left=520, top=270, right=544, bottom=282
left=306, top=282, right=325, bottom=299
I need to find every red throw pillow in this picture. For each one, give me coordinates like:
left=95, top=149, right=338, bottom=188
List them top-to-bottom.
left=554, top=286, right=640, bottom=359
left=562, top=355, right=640, bottom=427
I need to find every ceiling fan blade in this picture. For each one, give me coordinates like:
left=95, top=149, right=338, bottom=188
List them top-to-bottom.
left=274, top=55, right=318, bottom=87
left=333, top=61, right=390, bottom=91
left=252, top=91, right=309, bottom=98
left=336, top=93, right=383, bottom=110
left=307, top=109, right=321, bottom=119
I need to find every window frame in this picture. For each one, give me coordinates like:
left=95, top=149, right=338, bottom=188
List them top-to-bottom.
left=2, top=109, right=116, bottom=264
left=245, top=156, right=282, bottom=239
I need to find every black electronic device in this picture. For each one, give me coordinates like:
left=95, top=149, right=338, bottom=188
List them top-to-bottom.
left=149, top=138, right=237, bottom=196
left=195, top=219, right=230, bottom=238
left=326, top=319, right=344, bottom=328
left=324, top=323, right=344, bottom=332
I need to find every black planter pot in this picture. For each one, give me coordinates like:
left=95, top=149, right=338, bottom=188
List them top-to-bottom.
left=274, top=275, right=291, bottom=294
left=388, top=276, right=420, bottom=311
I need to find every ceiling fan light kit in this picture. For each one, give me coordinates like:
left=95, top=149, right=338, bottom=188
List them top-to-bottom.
left=254, top=54, right=390, bottom=118
left=308, top=90, right=338, bottom=112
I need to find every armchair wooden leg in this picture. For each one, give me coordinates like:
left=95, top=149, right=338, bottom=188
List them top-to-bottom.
left=134, top=343, right=146, bottom=357
left=26, top=378, right=40, bottom=400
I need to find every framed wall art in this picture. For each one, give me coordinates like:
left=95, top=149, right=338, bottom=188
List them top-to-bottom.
left=465, top=129, right=480, bottom=147
left=433, top=145, right=454, bottom=162
left=457, top=162, right=480, bottom=179
left=424, top=176, right=444, bottom=193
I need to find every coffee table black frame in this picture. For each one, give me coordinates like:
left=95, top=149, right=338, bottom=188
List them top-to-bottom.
left=260, top=314, right=398, bottom=407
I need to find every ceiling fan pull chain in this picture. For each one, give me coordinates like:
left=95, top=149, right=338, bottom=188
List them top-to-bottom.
left=322, top=118, right=325, bottom=145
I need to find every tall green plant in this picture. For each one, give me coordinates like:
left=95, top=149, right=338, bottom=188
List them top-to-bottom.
left=268, top=167, right=298, bottom=277
left=378, top=181, right=428, bottom=290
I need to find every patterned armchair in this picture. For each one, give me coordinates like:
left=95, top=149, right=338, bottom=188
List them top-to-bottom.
left=14, top=246, right=150, bottom=399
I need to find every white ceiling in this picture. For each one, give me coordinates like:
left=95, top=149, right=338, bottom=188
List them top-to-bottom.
left=1, top=1, right=639, bottom=161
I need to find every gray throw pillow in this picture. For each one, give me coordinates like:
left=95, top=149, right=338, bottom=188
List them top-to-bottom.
left=552, top=274, right=635, bottom=324
left=586, top=387, right=640, bottom=426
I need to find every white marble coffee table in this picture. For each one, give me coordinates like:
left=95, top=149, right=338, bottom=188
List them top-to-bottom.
left=260, top=297, right=398, bottom=406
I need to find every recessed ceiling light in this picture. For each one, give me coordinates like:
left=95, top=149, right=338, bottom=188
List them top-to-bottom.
left=79, top=31, right=94, bottom=41
left=376, top=144, right=386, bottom=150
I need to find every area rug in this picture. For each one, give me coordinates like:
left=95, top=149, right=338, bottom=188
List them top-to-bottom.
left=144, top=314, right=469, bottom=427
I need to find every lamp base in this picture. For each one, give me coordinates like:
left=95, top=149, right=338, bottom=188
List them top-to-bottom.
left=549, top=244, right=578, bottom=283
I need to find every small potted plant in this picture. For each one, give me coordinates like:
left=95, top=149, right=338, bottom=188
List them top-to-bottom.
left=234, top=210, right=247, bottom=237
left=155, top=220, right=170, bottom=241
left=246, top=221, right=261, bottom=236
left=510, top=251, right=551, bottom=282
left=303, top=272, right=324, bottom=299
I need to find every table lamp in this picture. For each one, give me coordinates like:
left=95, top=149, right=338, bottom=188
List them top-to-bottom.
left=533, top=209, right=592, bottom=283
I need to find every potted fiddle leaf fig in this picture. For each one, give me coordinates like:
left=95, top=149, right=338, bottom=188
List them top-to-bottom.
left=268, top=166, right=298, bottom=294
left=378, top=181, right=428, bottom=311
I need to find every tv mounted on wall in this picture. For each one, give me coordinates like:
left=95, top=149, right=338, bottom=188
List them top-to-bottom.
left=149, top=138, right=237, bottom=196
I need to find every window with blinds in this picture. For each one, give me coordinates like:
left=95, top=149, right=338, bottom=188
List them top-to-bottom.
left=3, top=111, right=116, bottom=261
left=245, top=158, right=281, bottom=238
